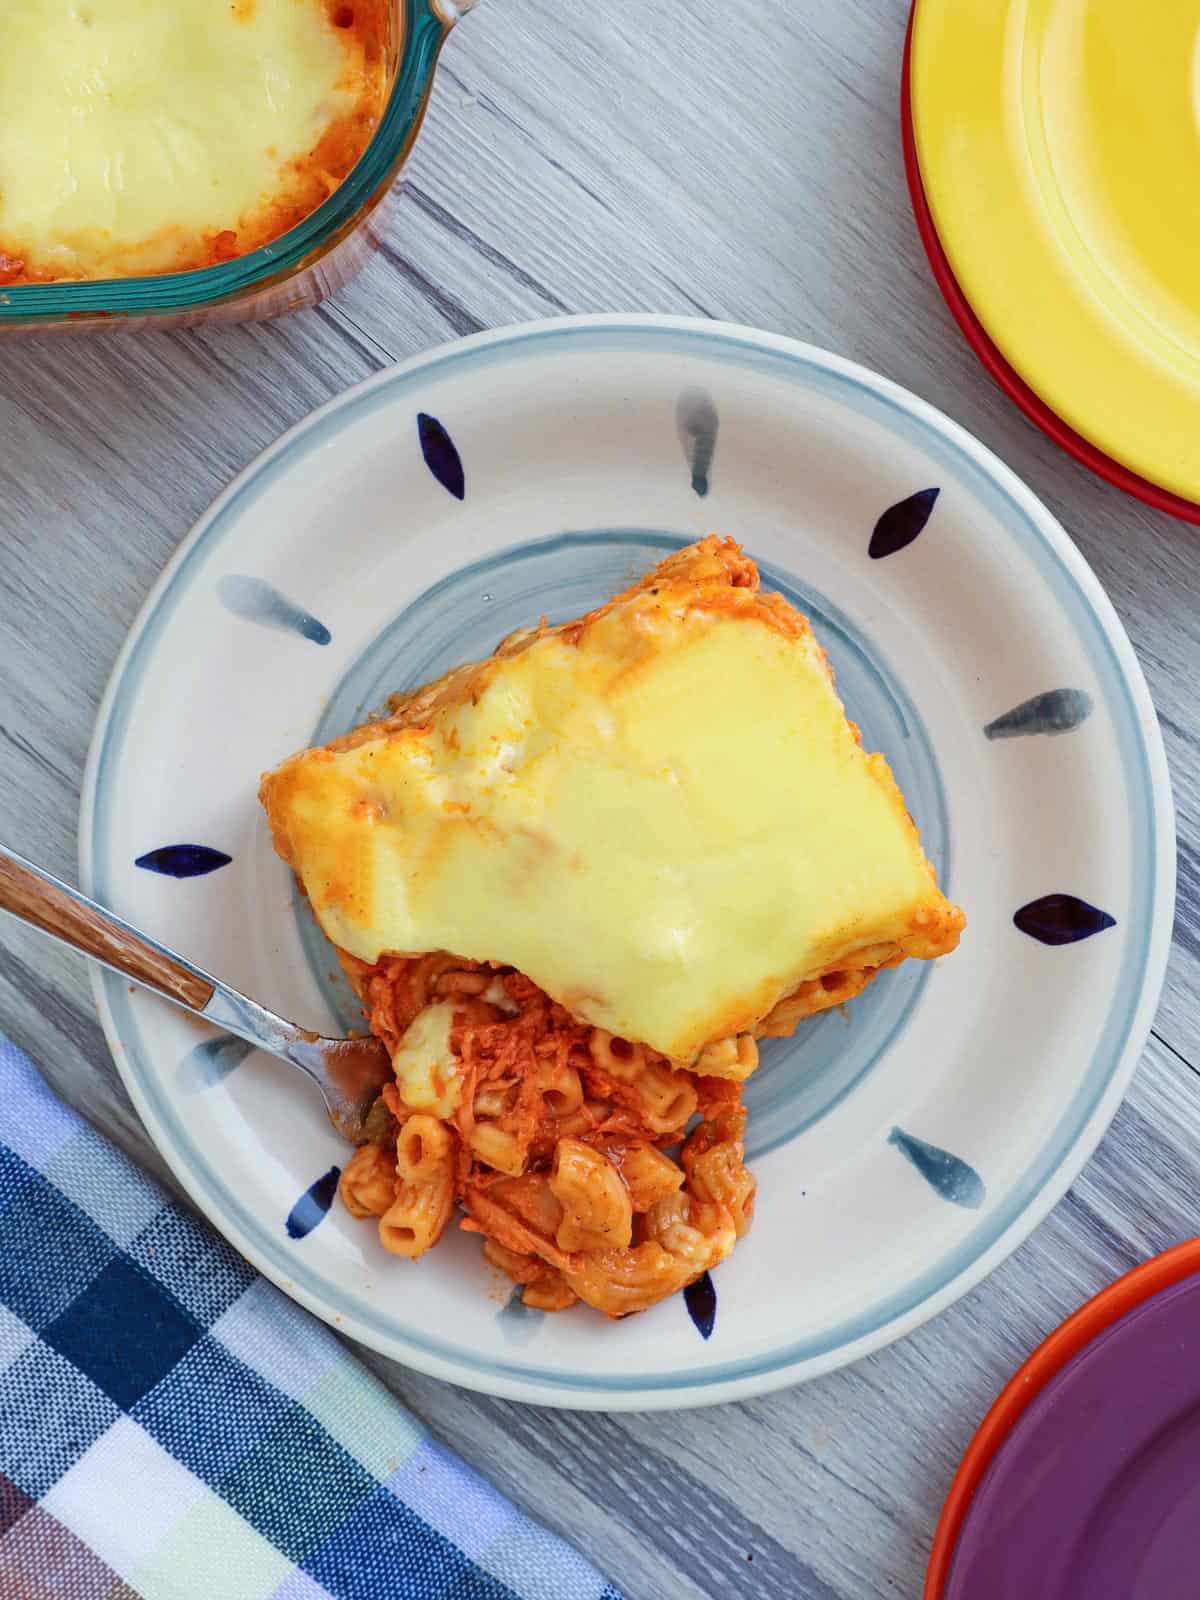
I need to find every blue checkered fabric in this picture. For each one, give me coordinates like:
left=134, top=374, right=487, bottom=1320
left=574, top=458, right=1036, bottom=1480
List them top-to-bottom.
left=0, top=1036, right=624, bottom=1600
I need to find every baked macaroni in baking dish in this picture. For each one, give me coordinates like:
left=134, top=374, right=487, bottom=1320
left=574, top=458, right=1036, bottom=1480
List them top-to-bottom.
left=1, top=0, right=387, bottom=285
left=260, top=538, right=964, bottom=1316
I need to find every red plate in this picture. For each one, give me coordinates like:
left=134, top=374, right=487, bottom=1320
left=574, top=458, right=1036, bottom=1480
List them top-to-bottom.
left=901, top=4, right=1200, bottom=527
left=924, top=1239, right=1200, bottom=1597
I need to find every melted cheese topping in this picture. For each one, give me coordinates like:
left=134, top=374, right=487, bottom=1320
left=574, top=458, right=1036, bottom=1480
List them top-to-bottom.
left=1, top=0, right=385, bottom=283
left=262, top=539, right=964, bottom=1062
left=390, top=1003, right=462, bottom=1120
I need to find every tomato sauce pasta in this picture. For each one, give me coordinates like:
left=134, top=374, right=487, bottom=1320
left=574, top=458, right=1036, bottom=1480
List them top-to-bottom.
left=337, top=952, right=756, bottom=1316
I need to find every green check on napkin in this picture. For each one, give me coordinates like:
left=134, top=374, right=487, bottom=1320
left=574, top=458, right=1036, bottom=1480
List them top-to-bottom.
left=0, top=1036, right=623, bottom=1600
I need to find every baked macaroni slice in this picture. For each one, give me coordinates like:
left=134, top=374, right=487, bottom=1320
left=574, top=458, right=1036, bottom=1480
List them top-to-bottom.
left=1, top=0, right=387, bottom=284
left=261, top=537, right=964, bottom=1317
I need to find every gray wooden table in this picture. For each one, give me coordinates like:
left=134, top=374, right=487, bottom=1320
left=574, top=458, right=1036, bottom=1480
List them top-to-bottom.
left=1, top=4, right=1196, bottom=1596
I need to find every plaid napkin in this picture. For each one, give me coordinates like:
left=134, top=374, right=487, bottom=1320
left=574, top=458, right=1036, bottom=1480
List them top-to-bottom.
left=0, top=1036, right=623, bottom=1600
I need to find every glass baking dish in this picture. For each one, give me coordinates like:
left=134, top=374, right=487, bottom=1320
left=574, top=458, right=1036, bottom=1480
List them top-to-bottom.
left=0, top=0, right=475, bottom=338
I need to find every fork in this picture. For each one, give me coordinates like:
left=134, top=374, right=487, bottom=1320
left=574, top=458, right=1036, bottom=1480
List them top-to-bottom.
left=0, top=843, right=390, bottom=1143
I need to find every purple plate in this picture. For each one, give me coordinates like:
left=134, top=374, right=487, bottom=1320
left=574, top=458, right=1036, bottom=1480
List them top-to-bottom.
left=946, top=1275, right=1200, bottom=1598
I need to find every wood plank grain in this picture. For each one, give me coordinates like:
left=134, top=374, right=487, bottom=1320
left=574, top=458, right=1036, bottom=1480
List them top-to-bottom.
left=1, top=4, right=1198, bottom=1598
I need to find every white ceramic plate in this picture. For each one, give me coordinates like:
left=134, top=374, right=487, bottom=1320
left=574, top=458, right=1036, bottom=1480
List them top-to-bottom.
left=80, top=317, right=1174, bottom=1410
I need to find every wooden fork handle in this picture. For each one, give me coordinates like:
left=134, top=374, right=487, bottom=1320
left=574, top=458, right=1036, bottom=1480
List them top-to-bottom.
left=0, top=846, right=214, bottom=1011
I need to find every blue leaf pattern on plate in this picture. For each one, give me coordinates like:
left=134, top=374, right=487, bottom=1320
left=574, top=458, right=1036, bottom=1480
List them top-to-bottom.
left=676, top=387, right=718, bottom=497
left=418, top=412, right=466, bottom=500
left=869, top=487, right=940, bottom=559
left=217, top=575, right=331, bottom=645
left=985, top=689, right=1093, bottom=740
left=135, top=844, right=232, bottom=878
left=1014, top=893, right=1116, bottom=945
left=177, top=1033, right=253, bottom=1093
left=889, top=1128, right=985, bottom=1209
left=286, top=1166, right=341, bottom=1239
left=684, top=1270, right=717, bottom=1339
left=497, top=1285, right=546, bottom=1344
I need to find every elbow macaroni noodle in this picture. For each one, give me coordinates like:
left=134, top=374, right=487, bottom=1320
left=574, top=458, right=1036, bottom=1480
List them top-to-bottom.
left=336, top=952, right=813, bottom=1317
left=377, top=1114, right=456, bottom=1260
left=549, top=1138, right=634, bottom=1253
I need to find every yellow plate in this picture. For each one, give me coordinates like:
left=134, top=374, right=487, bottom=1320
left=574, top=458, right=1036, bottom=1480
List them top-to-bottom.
left=911, top=0, right=1200, bottom=505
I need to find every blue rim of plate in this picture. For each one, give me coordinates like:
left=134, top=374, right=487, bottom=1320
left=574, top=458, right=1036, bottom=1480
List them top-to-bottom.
left=80, top=317, right=1174, bottom=1407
